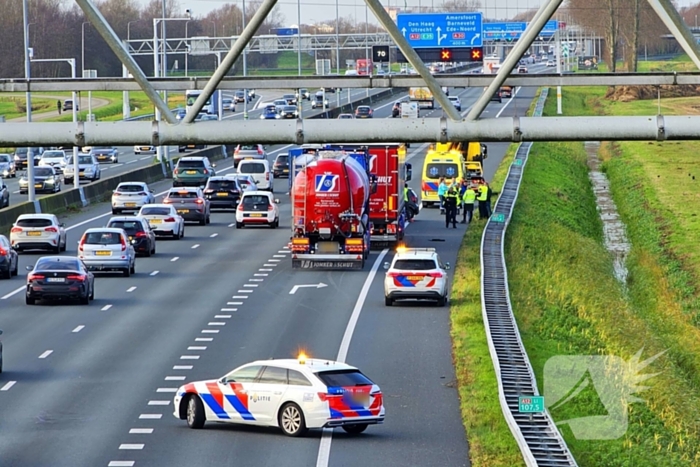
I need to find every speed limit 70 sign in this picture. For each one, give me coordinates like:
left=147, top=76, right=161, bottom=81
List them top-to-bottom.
left=372, top=45, right=390, bottom=63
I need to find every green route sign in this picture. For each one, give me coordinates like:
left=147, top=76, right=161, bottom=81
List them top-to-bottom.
left=518, top=395, right=545, bottom=413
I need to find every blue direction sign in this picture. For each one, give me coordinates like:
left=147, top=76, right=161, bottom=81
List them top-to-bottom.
left=397, top=13, right=483, bottom=48
left=482, top=20, right=558, bottom=41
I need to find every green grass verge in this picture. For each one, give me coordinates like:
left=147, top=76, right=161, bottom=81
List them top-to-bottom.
left=0, top=96, right=55, bottom=120
left=450, top=142, right=524, bottom=467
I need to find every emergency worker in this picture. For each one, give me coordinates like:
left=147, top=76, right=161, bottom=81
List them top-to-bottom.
left=437, top=177, right=448, bottom=213
left=477, top=182, right=489, bottom=219
left=445, top=185, right=459, bottom=228
left=461, top=185, right=476, bottom=224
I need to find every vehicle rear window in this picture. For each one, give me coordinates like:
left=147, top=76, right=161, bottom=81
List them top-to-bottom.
left=239, top=145, right=259, bottom=151
left=42, top=151, right=64, bottom=159
left=0, top=155, right=10, bottom=162
left=275, top=155, right=289, bottom=163
left=78, top=156, right=93, bottom=164
left=177, top=160, right=205, bottom=169
left=239, top=163, right=265, bottom=174
left=425, top=163, right=458, bottom=179
left=34, top=168, right=53, bottom=177
left=208, top=180, right=238, bottom=190
left=117, top=184, right=145, bottom=193
left=169, top=191, right=198, bottom=199
left=242, top=195, right=270, bottom=207
left=140, top=207, right=171, bottom=216
left=17, top=218, right=52, bottom=228
left=108, top=221, right=143, bottom=233
left=84, top=232, right=122, bottom=245
left=35, top=259, right=79, bottom=271
left=393, top=259, right=437, bottom=270
left=315, top=370, right=373, bottom=387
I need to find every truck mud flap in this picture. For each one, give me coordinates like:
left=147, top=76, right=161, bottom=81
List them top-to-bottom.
left=292, top=259, right=364, bottom=270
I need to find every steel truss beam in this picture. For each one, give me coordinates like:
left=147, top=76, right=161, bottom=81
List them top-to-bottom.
left=5, top=73, right=697, bottom=93
left=0, top=116, right=695, bottom=146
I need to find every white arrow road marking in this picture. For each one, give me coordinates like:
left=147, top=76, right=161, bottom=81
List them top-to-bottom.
left=289, top=283, right=328, bottom=295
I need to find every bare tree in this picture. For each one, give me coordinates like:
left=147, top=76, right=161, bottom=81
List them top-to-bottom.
left=438, top=0, right=482, bottom=12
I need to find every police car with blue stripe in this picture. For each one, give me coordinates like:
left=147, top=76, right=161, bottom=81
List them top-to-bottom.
left=383, top=247, right=450, bottom=307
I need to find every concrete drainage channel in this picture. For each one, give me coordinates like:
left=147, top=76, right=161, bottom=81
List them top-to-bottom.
left=0, top=83, right=426, bottom=235
left=480, top=88, right=578, bottom=466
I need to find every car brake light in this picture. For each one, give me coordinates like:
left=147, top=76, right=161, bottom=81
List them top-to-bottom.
left=234, top=147, right=240, bottom=155
left=257, top=147, right=263, bottom=155
left=174, top=168, right=179, bottom=175
left=203, top=169, right=208, bottom=174
left=266, top=172, right=270, bottom=181
left=114, top=191, right=122, bottom=196
left=163, top=198, right=172, bottom=204
left=195, top=198, right=204, bottom=205
left=237, top=203, right=243, bottom=211
left=267, top=204, right=274, bottom=211
left=164, top=217, right=176, bottom=222
left=45, top=226, right=58, bottom=233
left=11, top=227, right=22, bottom=233
left=135, top=231, right=148, bottom=238
left=78, top=235, right=87, bottom=251
left=120, top=236, right=127, bottom=251
left=0, top=247, right=7, bottom=256
left=387, top=272, right=401, bottom=277
left=428, top=272, right=444, bottom=278
left=28, top=273, right=45, bottom=281
left=67, top=274, right=86, bottom=282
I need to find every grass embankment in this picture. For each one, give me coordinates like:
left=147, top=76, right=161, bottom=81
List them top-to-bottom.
left=0, top=96, right=54, bottom=120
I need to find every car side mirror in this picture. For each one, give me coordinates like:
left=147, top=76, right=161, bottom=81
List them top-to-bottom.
left=212, top=163, right=217, bottom=168
left=150, top=190, right=154, bottom=193
left=274, top=199, right=280, bottom=204
left=60, top=223, right=65, bottom=228
left=383, top=262, right=390, bottom=270
left=445, top=262, right=451, bottom=270
left=26, top=265, right=33, bottom=271
left=219, top=377, right=227, bottom=384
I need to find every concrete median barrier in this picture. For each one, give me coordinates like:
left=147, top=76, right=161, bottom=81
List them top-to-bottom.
left=0, top=201, right=39, bottom=236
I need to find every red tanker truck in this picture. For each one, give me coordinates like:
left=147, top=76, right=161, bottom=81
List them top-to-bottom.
left=290, top=152, right=375, bottom=270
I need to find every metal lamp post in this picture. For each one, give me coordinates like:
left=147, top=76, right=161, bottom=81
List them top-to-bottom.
left=23, top=0, right=35, bottom=204
left=242, top=0, right=249, bottom=119
left=82, top=22, right=93, bottom=121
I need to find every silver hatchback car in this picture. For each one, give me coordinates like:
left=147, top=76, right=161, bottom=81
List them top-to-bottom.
left=77, top=228, right=136, bottom=277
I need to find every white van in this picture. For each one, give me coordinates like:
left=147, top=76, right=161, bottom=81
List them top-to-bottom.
left=237, top=159, right=272, bottom=192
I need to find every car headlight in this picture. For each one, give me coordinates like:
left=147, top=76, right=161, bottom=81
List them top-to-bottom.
left=275, top=115, right=281, bottom=119
left=45, top=179, right=54, bottom=184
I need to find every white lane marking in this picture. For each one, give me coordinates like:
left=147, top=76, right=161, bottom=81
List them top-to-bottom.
left=495, top=85, right=522, bottom=118
left=139, top=156, right=150, bottom=161
left=125, top=160, right=137, bottom=165
left=228, top=223, right=235, bottom=227
left=210, top=233, right=218, bottom=238
left=191, top=244, right=200, bottom=249
left=282, top=246, right=289, bottom=249
left=315, top=248, right=389, bottom=467
left=277, top=250, right=288, bottom=253
left=273, top=254, right=286, bottom=258
left=171, top=257, right=179, bottom=262
left=268, top=259, right=281, bottom=262
left=263, top=263, right=276, bottom=267
left=259, top=268, right=273, bottom=272
left=150, top=270, right=159, bottom=276
left=254, top=273, right=268, bottom=277
left=250, top=279, right=264, bottom=282
left=243, top=284, right=258, bottom=287
left=1, top=286, right=24, bottom=300
left=127, top=286, right=137, bottom=293
left=236, top=290, right=251, bottom=294
left=231, top=295, right=248, bottom=299
left=228, top=302, right=244, bottom=306
left=101, top=304, right=113, bottom=311
left=222, top=307, right=239, bottom=311
left=215, top=314, right=232, bottom=318
left=208, top=322, right=226, bottom=326
left=72, top=325, right=85, bottom=333
left=201, top=330, right=219, bottom=334
left=195, top=337, right=213, bottom=342
left=188, top=346, right=207, bottom=350
left=38, top=350, right=53, bottom=359
left=180, top=355, right=200, bottom=359
left=173, top=365, right=193, bottom=370
left=165, top=376, right=187, bottom=381
left=1, top=381, right=17, bottom=391
left=156, top=388, right=178, bottom=393
left=148, top=400, right=171, bottom=405
left=129, top=428, right=154, bottom=434
left=119, top=444, right=144, bottom=450
left=108, top=462, right=135, bottom=467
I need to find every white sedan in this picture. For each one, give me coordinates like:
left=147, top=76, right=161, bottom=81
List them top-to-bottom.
left=134, top=145, right=156, bottom=155
left=137, top=204, right=185, bottom=239
left=384, top=247, right=450, bottom=306
left=173, top=356, right=385, bottom=436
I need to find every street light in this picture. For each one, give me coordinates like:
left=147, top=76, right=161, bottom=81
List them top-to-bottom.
left=23, top=0, right=35, bottom=203
left=127, top=20, right=142, bottom=41
left=209, top=20, right=217, bottom=37
left=82, top=22, right=90, bottom=76
left=31, top=58, right=79, bottom=189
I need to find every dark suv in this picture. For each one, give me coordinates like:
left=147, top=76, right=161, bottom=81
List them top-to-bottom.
left=272, top=154, right=290, bottom=178
left=173, top=157, right=216, bottom=187
left=204, top=176, right=246, bottom=210
left=106, top=216, right=156, bottom=257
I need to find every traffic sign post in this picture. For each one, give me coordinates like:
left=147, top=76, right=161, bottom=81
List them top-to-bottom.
left=397, top=13, right=483, bottom=48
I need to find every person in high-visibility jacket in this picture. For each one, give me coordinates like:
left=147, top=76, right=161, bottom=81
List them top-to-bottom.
left=437, top=177, right=448, bottom=213
left=477, top=182, right=489, bottom=219
left=403, top=183, right=409, bottom=202
left=444, top=186, right=459, bottom=228
left=461, top=186, right=476, bottom=224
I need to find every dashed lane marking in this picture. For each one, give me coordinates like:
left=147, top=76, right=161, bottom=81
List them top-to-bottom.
left=228, top=223, right=235, bottom=227
left=210, top=233, right=218, bottom=238
left=191, top=244, right=200, bottom=249
left=171, top=257, right=179, bottom=262
left=263, top=263, right=277, bottom=267
left=150, top=271, right=159, bottom=276
left=250, top=279, right=264, bottom=282
left=243, top=284, right=258, bottom=287
left=1, top=286, right=25, bottom=300
left=127, top=286, right=137, bottom=293
left=101, top=305, right=113, bottom=311
left=222, top=307, right=238, bottom=311
left=215, top=315, right=232, bottom=318
left=208, top=322, right=226, bottom=326
left=72, top=325, right=85, bottom=333
left=201, top=330, right=219, bottom=334
left=195, top=337, right=213, bottom=342
left=188, top=346, right=207, bottom=350
left=39, top=350, right=53, bottom=359
left=180, top=355, right=200, bottom=360
left=173, top=365, right=193, bottom=370
left=165, top=376, right=187, bottom=381
left=1, top=381, right=17, bottom=391
left=156, top=388, right=178, bottom=393
left=148, top=400, right=170, bottom=405
left=139, top=414, right=162, bottom=419
left=129, top=428, right=154, bottom=434
left=119, top=444, right=144, bottom=450
left=108, top=461, right=135, bottom=467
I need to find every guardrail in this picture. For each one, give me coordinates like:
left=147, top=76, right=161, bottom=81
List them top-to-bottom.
left=480, top=88, right=578, bottom=466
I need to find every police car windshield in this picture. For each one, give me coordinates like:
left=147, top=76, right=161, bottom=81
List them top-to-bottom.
left=426, top=163, right=458, bottom=180
left=393, top=259, right=437, bottom=271
left=315, top=370, right=373, bottom=387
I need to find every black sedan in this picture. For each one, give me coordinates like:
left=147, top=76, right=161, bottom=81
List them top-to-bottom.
left=0, top=234, right=19, bottom=279
left=26, top=256, right=95, bottom=305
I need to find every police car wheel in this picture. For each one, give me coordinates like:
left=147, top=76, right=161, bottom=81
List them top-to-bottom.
left=186, top=395, right=206, bottom=429
left=279, top=403, right=307, bottom=437
left=342, top=424, right=368, bottom=435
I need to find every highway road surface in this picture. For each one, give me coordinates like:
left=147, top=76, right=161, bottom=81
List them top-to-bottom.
left=0, top=71, right=543, bottom=466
